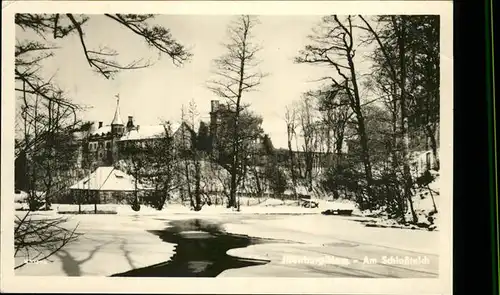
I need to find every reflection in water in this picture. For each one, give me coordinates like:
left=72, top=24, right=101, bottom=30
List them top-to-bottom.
left=111, top=219, right=275, bottom=277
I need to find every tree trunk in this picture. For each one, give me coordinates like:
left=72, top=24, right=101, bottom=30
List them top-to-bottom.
left=396, top=16, right=418, bottom=223
left=228, top=19, right=249, bottom=211
left=347, top=47, right=375, bottom=206
left=389, top=87, right=406, bottom=221
left=29, top=95, right=39, bottom=211
left=45, top=99, right=53, bottom=211
left=229, top=101, right=243, bottom=210
left=356, top=112, right=375, bottom=204
left=425, top=124, right=439, bottom=170
left=287, top=129, right=298, bottom=200
left=331, top=151, right=343, bottom=200
left=305, top=152, right=313, bottom=192
left=184, top=161, right=194, bottom=209
left=194, top=161, right=202, bottom=211
left=229, top=166, right=237, bottom=208
left=132, top=167, right=140, bottom=211
left=252, top=167, right=263, bottom=197
left=135, top=173, right=138, bottom=204
left=44, top=184, right=51, bottom=211
left=427, top=184, right=438, bottom=213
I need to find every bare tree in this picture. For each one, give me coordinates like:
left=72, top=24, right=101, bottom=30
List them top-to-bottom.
left=14, top=13, right=193, bottom=268
left=15, top=13, right=193, bottom=206
left=16, top=14, right=193, bottom=154
left=16, top=14, right=191, bottom=78
left=207, top=15, right=267, bottom=209
left=296, top=15, right=376, bottom=207
left=359, top=15, right=436, bottom=222
left=360, top=16, right=439, bottom=170
left=312, top=85, right=352, bottom=199
left=17, top=86, right=81, bottom=211
left=316, top=86, right=351, bottom=156
left=296, top=95, right=320, bottom=191
left=180, top=101, right=204, bottom=211
left=179, top=106, right=195, bottom=208
left=284, top=106, right=298, bottom=200
left=210, top=107, right=264, bottom=208
left=75, top=121, right=95, bottom=214
left=141, top=123, right=181, bottom=210
left=119, top=124, right=181, bottom=211
left=119, top=141, right=149, bottom=211
left=247, top=160, right=265, bottom=198
left=14, top=212, right=80, bottom=269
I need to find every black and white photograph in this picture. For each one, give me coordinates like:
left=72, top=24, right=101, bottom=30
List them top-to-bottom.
left=1, top=1, right=453, bottom=294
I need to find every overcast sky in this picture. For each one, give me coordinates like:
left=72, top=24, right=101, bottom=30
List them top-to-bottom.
left=16, top=15, right=372, bottom=149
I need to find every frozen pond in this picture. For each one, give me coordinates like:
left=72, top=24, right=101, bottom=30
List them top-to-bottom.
left=111, top=218, right=291, bottom=277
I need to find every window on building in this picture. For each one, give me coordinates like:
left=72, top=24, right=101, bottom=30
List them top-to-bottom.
left=106, top=141, right=111, bottom=149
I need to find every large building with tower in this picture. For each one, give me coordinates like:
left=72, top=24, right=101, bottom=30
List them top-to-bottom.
left=74, top=97, right=194, bottom=171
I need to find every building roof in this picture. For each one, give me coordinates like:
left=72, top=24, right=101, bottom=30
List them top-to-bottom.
left=79, top=122, right=187, bottom=141
left=119, top=122, right=185, bottom=141
left=91, top=125, right=112, bottom=136
left=119, top=125, right=166, bottom=141
left=69, top=166, right=151, bottom=191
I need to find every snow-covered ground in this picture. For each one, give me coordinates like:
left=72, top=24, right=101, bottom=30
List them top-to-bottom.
left=356, top=173, right=441, bottom=230
left=12, top=193, right=440, bottom=278
left=42, top=197, right=355, bottom=216
left=13, top=199, right=322, bottom=276
left=14, top=213, right=176, bottom=276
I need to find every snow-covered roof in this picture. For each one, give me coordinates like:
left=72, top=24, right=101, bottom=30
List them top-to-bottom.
left=75, top=120, right=186, bottom=140
left=119, top=123, right=184, bottom=141
left=91, top=125, right=112, bottom=136
left=120, top=125, right=168, bottom=141
left=69, top=166, right=151, bottom=191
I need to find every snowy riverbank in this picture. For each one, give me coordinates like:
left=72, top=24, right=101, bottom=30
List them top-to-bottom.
left=14, top=214, right=176, bottom=276
left=223, top=214, right=439, bottom=254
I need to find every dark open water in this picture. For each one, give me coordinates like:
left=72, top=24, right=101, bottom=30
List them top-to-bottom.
left=111, top=219, right=281, bottom=277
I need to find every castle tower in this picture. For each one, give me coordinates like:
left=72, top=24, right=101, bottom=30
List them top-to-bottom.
left=109, top=94, right=125, bottom=165
left=111, top=94, right=125, bottom=137
left=126, top=116, right=135, bottom=132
